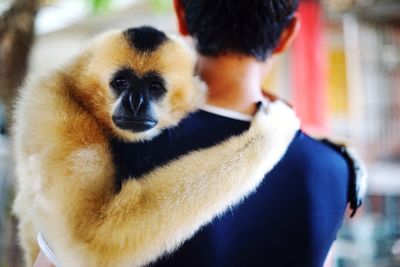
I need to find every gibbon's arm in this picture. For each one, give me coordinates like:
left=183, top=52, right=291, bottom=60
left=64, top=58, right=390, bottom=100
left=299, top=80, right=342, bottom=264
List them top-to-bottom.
left=38, top=101, right=299, bottom=267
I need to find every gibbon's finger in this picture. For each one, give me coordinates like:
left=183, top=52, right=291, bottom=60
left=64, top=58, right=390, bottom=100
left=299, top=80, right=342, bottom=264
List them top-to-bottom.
left=262, top=90, right=293, bottom=108
left=253, top=100, right=268, bottom=119
left=255, top=101, right=264, bottom=111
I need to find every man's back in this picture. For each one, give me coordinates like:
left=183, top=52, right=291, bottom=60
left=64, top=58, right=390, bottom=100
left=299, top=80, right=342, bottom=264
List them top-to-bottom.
left=112, top=106, right=350, bottom=267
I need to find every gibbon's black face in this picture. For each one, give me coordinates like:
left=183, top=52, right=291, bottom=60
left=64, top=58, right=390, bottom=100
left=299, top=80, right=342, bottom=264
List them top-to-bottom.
left=110, top=26, right=169, bottom=133
left=110, top=68, right=167, bottom=132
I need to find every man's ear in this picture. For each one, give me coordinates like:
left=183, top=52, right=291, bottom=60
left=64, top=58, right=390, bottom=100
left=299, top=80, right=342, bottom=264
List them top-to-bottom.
left=173, top=0, right=189, bottom=36
left=273, top=16, right=301, bottom=54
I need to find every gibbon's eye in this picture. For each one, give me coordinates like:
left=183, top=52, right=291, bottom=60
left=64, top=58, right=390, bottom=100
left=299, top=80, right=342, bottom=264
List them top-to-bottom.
left=111, top=78, right=130, bottom=93
left=149, top=82, right=166, bottom=95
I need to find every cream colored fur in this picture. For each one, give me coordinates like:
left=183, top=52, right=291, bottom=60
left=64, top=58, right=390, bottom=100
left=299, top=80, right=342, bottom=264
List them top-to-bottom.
left=12, top=28, right=300, bottom=267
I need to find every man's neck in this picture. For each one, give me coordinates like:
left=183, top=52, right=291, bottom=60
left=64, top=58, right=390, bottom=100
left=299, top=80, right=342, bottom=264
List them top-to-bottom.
left=197, top=55, right=266, bottom=115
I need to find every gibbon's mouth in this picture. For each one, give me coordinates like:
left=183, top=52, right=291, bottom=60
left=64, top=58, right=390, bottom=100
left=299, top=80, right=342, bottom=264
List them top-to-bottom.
left=112, top=116, right=158, bottom=132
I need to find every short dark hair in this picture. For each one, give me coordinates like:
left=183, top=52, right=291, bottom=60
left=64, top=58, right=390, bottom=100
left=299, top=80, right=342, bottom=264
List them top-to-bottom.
left=181, top=0, right=299, bottom=61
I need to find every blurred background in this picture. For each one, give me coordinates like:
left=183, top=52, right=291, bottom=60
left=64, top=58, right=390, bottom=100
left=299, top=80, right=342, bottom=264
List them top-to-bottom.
left=0, top=0, right=399, bottom=266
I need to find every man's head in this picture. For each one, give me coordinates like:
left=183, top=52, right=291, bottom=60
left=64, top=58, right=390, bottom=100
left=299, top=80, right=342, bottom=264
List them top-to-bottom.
left=174, top=0, right=299, bottom=61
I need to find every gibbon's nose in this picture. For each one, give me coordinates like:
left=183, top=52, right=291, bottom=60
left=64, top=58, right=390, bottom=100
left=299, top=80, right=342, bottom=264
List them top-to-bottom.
left=128, top=92, right=144, bottom=115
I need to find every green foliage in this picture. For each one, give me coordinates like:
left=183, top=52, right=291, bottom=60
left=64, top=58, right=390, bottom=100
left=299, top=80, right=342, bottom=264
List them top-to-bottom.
left=91, top=0, right=111, bottom=13
left=150, top=0, right=172, bottom=13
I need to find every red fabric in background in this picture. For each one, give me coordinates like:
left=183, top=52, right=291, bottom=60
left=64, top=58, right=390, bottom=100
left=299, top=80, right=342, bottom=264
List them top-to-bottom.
left=291, top=0, right=328, bottom=135
left=292, top=5, right=333, bottom=267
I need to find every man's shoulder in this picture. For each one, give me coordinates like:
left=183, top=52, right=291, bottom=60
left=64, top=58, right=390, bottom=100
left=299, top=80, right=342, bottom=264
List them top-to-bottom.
left=177, top=112, right=350, bottom=187
left=178, top=112, right=350, bottom=181
left=273, top=131, right=351, bottom=207
left=285, top=131, right=350, bottom=179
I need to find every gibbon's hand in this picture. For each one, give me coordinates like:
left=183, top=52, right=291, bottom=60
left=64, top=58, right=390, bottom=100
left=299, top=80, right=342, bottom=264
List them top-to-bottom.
left=250, top=100, right=300, bottom=147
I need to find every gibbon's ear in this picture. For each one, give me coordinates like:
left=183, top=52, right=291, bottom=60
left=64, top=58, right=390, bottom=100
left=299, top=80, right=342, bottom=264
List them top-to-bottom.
left=173, top=0, right=189, bottom=36
left=272, top=16, right=301, bottom=55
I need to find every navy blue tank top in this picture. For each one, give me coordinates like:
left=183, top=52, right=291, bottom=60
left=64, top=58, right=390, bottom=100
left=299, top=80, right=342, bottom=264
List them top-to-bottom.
left=110, top=108, right=350, bottom=267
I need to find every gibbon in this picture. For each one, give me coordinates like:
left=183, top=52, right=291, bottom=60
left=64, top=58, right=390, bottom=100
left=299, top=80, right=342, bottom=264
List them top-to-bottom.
left=12, top=26, right=300, bottom=267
